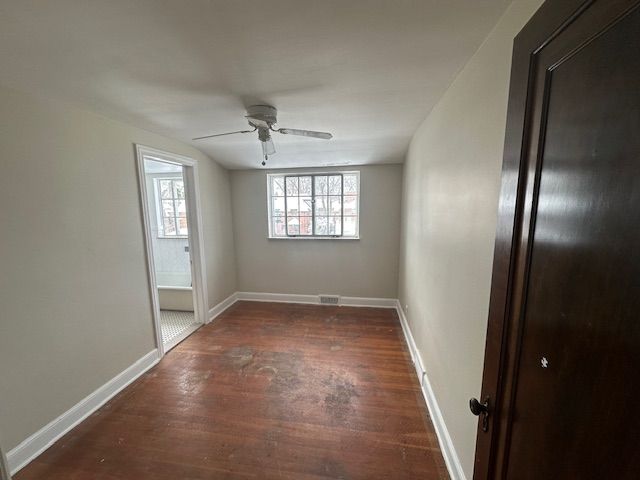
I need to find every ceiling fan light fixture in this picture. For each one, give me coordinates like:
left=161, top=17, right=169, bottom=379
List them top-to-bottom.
left=193, top=104, right=333, bottom=167
left=258, top=127, right=275, bottom=166
left=261, top=137, right=275, bottom=156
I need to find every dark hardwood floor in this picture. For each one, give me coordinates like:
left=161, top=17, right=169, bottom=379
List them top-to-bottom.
left=16, top=301, right=448, bottom=479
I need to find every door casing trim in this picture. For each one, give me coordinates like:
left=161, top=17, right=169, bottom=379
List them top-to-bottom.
left=135, top=144, right=210, bottom=357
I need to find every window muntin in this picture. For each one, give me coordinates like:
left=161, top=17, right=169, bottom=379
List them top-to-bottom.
left=268, top=172, right=359, bottom=238
left=155, top=177, right=188, bottom=237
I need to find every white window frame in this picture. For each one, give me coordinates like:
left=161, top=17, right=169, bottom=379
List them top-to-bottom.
left=267, top=171, right=360, bottom=240
left=154, top=176, right=188, bottom=239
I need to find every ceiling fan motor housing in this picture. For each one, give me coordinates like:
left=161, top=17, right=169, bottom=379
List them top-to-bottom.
left=246, top=104, right=278, bottom=128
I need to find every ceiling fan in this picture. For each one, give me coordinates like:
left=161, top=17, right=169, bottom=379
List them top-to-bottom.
left=193, top=105, right=333, bottom=166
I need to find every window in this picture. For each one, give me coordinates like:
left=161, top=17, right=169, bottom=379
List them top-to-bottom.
left=268, top=172, right=359, bottom=238
left=155, top=177, right=188, bottom=237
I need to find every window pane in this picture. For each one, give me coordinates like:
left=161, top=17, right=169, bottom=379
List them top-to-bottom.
left=268, top=172, right=359, bottom=239
left=344, top=174, right=358, bottom=195
left=328, top=175, right=342, bottom=195
left=271, top=176, right=285, bottom=196
left=299, top=176, right=312, bottom=195
left=315, top=176, right=328, bottom=195
left=286, top=177, right=298, bottom=196
left=160, top=180, right=173, bottom=199
left=173, top=180, right=185, bottom=199
left=344, top=195, right=358, bottom=215
left=299, top=196, right=312, bottom=216
left=314, top=196, right=329, bottom=216
left=329, top=196, right=342, bottom=215
left=272, top=197, right=285, bottom=216
left=286, top=197, right=299, bottom=216
left=162, top=200, right=174, bottom=217
left=175, top=200, right=187, bottom=217
left=299, top=216, right=312, bottom=235
left=315, top=216, right=327, bottom=235
left=343, top=216, right=357, bottom=237
left=163, top=217, right=176, bottom=235
left=178, top=217, right=188, bottom=236
left=273, top=217, right=285, bottom=236
left=287, top=217, right=300, bottom=235
left=328, top=217, right=342, bottom=235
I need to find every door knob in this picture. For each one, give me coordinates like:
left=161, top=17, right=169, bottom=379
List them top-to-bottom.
left=470, top=397, right=490, bottom=432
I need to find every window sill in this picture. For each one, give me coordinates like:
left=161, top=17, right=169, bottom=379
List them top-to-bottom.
left=157, top=236, right=189, bottom=239
left=268, top=236, right=360, bottom=240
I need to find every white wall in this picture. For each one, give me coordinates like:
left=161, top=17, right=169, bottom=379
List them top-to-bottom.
left=398, top=1, right=543, bottom=477
left=0, top=84, right=236, bottom=451
left=231, top=164, right=402, bottom=299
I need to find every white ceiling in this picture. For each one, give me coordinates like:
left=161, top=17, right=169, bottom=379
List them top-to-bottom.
left=0, top=0, right=510, bottom=169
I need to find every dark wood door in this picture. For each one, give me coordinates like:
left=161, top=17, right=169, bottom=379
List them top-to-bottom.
left=474, top=1, right=640, bottom=479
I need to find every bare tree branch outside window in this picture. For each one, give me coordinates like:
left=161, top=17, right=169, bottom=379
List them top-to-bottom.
left=268, top=172, right=359, bottom=238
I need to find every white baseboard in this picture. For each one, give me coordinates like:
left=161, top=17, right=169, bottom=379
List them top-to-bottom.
left=235, top=291, right=397, bottom=308
left=236, top=291, right=319, bottom=304
left=208, top=292, right=239, bottom=322
left=339, top=296, right=397, bottom=308
left=395, top=301, right=466, bottom=480
left=7, top=349, right=160, bottom=475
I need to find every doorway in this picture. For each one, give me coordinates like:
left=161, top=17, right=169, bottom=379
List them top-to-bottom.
left=136, top=145, right=209, bottom=356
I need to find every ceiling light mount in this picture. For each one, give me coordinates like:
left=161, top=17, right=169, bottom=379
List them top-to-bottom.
left=246, top=105, right=278, bottom=129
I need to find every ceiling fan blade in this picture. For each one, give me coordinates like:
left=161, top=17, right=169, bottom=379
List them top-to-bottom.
left=192, top=128, right=255, bottom=141
left=276, top=128, right=333, bottom=140
left=261, top=138, right=276, bottom=156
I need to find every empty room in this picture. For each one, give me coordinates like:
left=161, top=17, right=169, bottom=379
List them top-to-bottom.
left=1, top=1, right=638, bottom=479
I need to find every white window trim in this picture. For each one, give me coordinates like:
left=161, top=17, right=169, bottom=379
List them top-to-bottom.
left=266, top=171, right=360, bottom=240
